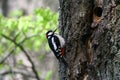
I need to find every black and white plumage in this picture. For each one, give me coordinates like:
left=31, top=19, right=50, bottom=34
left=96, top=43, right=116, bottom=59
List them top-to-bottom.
left=46, top=29, right=67, bottom=66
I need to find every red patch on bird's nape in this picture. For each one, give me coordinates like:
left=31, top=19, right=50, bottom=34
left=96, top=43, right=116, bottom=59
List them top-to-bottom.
left=46, top=34, right=48, bottom=38
left=61, top=48, right=65, bottom=56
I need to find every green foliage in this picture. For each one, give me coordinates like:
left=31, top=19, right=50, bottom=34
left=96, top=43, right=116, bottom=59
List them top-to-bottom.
left=0, top=8, right=58, bottom=79
left=0, top=8, right=58, bottom=52
left=9, top=10, right=24, bottom=17
left=39, top=54, right=45, bottom=61
left=18, top=60, right=24, bottom=66
left=0, top=64, right=4, bottom=70
left=45, top=70, right=53, bottom=80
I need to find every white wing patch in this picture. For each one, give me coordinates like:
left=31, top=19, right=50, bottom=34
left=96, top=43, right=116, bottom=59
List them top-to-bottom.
left=52, top=37, right=57, bottom=50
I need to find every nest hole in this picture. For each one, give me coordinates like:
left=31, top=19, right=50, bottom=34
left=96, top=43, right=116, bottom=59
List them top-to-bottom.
left=93, top=7, right=103, bottom=17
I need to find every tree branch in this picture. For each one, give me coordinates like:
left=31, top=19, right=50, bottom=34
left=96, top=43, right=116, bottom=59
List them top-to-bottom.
left=14, top=32, right=20, bottom=41
left=1, top=34, right=40, bottom=80
left=1, top=34, right=19, bottom=46
left=20, top=34, right=39, bottom=44
left=19, top=45, right=40, bottom=80
left=0, top=47, right=16, bottom=64
left=0, top=69, right=36, bottom=78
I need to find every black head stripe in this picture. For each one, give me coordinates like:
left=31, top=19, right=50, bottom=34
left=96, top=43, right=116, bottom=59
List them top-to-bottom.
left=46, top=30, right=53, bottom=35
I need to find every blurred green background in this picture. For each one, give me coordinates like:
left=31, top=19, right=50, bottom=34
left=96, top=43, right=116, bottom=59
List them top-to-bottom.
left=0, top=0, right=59, bottom=80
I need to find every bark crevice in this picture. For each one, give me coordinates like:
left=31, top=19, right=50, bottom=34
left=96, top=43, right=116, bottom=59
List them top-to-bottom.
left=59, top=0, right=120, bottom=80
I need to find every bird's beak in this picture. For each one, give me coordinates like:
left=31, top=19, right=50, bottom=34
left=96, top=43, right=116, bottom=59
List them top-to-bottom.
left=53, top=28, right=57, bottom=33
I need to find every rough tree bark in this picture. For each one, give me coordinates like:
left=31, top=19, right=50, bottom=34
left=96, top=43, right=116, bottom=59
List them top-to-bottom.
left=58, top=0, right=120, bottom=80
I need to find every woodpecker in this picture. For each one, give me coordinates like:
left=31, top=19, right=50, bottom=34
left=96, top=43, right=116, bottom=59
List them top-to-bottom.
left=46, top=29, right=67, bottom=66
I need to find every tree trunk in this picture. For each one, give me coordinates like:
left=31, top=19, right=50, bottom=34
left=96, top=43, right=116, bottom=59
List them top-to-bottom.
left=1, top=0, right=8, bottom=16
left=58, top=0, right=120, bottom=80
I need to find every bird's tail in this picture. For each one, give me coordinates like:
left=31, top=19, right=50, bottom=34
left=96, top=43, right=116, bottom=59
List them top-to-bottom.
left=59, top=57, right=68, bottom=67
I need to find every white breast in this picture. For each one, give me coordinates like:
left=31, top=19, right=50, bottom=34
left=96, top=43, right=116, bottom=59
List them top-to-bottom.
left=55, top=34, right=65, bottom=47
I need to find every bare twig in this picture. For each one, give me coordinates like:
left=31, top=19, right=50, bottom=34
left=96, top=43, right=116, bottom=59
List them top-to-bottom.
left=14, top=32, right=20, bottom=41
left=0, top=33, right=20, bottom=64
left=1, top=34, right=40, bottom=80
left=1, top=34, right=19, bottom=46
left=20, top=34, right=39, bottom=44
left=19, top=45, right=40, bottom=80
left=0, top=47, right=16, bottom=64
left=8, top=62, right=16, bottom=80
left=0, top=69, right=35, bottom=78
